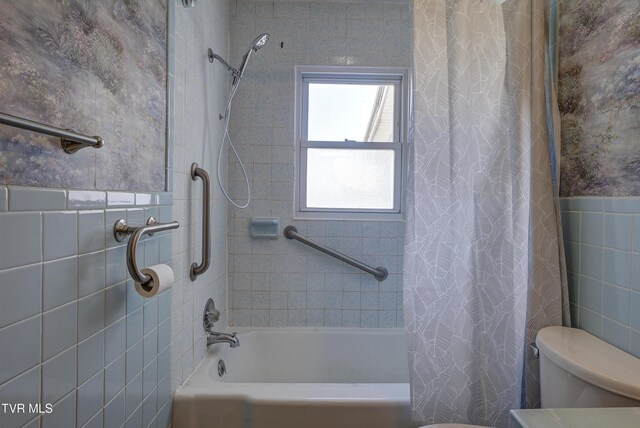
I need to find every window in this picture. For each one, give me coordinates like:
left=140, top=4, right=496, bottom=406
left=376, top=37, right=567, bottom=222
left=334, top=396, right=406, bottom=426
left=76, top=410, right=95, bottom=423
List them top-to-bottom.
left=295, top=66, right=407, bottom=220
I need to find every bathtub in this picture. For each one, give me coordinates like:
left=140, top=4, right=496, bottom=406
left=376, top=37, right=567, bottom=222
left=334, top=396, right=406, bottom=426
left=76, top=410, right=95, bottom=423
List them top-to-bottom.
left=172, top=327, right=410, bottom=428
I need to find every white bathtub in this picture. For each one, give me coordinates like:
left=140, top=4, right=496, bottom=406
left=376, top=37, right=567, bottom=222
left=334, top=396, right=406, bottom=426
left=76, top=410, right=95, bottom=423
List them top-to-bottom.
left=173, top=327, right=410, bottom=428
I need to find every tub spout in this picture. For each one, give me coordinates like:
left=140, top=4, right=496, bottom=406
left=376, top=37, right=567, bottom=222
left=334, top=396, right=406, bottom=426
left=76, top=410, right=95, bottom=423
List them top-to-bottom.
left=207, top=331, right=240, bottom=348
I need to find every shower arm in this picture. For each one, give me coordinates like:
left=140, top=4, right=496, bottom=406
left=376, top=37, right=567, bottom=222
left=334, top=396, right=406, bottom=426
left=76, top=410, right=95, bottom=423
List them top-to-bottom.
left=208, top=48, right=241, bottom=79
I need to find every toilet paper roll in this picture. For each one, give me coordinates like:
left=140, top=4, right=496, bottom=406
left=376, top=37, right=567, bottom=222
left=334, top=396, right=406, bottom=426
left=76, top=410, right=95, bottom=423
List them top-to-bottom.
left=135, top=264, right=174, bottom=298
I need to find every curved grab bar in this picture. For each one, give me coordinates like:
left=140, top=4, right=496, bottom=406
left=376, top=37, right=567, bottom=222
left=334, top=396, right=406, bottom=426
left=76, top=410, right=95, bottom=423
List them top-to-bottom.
left=190, top=163, right=211, bottom=281
left=113, top=217, right=180, bottom=285
left=284, top=226, right=388, bottom=281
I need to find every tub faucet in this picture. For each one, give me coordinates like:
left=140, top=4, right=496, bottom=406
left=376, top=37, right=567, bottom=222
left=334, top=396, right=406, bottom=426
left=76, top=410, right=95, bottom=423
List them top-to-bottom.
left=203, top=298, right=239, bottom=348
left=207, top=331, right=240, bottom=348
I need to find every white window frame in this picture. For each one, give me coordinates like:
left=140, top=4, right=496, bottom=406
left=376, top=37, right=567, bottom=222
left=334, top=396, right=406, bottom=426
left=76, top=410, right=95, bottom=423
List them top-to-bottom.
left=294, top=66, right=408, bottom=221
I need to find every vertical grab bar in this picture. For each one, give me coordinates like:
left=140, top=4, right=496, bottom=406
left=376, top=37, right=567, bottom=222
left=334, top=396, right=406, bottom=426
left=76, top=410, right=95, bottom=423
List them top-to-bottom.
left=190, top=163, right=211, bottom=280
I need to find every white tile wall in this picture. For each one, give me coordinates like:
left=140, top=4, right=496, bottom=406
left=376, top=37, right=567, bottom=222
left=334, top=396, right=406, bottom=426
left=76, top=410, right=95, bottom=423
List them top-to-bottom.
left=169, top=0, right=230, bottom=405
left=227, top=0, right=410, bottom=328
left=0, top=188, right=173, bottom=428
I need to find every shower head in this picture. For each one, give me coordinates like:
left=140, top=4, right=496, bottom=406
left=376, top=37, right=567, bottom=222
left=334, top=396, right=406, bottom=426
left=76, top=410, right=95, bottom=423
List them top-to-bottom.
left=208, top=33, right=270, bottom=85
left=234, top=33, right=270, bottom=84
left=249, top=33, right=270, bottom=52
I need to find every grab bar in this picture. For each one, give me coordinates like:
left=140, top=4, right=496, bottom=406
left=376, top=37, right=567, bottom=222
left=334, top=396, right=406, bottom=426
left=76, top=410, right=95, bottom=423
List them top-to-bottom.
left=0, top=111, right=104, bottom=154
left=190, top=163, right=210, bottom=281
left=113, top=217, right=180, bottom=284
left=284, top=226, right=388, bottom=281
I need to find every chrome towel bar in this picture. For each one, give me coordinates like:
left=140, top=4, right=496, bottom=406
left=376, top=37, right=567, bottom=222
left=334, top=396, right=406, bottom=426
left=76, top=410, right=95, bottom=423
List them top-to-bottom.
left=0, top=111, right=104, bottom=154
left=190, top=163, right=211, bottom=281
left=113, top=216, right=179, bottom=285
left=284, top=226, right=388, bottom=281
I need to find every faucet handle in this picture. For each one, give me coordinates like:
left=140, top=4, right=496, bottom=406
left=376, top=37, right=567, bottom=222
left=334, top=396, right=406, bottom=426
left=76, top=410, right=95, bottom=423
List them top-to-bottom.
left=203, top=298, right=220, bottom=332
left=206, top=308, right=220, bottom=324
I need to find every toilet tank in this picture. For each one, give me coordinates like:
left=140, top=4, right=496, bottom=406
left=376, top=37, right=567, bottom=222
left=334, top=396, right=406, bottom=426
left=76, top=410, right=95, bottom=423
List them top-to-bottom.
left=536, top=326, right=640, bottom=408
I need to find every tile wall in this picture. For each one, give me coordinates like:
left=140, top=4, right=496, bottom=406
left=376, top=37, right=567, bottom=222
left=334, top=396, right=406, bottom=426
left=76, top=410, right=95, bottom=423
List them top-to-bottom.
left=169, top=0, right=230, bottom=398
left=227, top=0, right=410, bottom=328
left=0, top=1, right=231, bottom=427
left=0, top=188, right=173, bottom=428
left=561, top=197, right=640, bottom=357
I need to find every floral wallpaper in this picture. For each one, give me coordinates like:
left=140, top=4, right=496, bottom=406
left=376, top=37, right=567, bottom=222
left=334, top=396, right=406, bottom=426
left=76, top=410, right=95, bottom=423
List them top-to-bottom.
left=0, top=0, right=166, bottom=191
left=559, top=0, right=640, bottom=196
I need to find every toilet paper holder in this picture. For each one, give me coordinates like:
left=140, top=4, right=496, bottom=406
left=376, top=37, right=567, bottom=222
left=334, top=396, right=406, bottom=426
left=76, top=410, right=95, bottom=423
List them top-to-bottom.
left=113, top=216, right=180, bottom=285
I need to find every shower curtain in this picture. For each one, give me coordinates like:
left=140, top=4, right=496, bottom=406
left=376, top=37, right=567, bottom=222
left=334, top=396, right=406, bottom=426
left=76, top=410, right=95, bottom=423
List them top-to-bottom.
left=403, top=1, right=569, bottom=427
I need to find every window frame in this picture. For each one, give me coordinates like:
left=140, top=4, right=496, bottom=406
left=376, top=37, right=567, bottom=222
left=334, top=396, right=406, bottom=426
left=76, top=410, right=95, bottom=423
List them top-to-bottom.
left=294, top=66, right=408, bottom=221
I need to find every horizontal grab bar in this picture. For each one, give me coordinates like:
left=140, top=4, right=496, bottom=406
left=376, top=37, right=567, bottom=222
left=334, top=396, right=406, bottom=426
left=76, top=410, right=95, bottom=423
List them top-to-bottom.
left=0, top=111, right=104, bottom=154
left=113, top=217, right=180, bottom=285
left=284, top=226, right=388, bottom=281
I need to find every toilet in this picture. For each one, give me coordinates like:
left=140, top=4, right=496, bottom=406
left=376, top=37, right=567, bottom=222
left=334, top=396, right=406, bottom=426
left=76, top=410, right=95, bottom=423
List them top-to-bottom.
left=422, top=326, right=640, bottom=427
left=536, top=326, right=640, bottom=408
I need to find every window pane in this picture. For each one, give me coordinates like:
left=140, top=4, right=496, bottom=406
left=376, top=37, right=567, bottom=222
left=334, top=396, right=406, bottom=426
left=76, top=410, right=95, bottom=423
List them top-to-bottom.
left=307, top=83, right=395, bottom=142
left=306, top=149, right=395, bottom=210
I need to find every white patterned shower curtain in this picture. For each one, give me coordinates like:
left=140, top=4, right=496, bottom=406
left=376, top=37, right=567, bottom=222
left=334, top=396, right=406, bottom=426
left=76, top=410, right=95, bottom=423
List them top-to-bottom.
left=403, top=1, right=570, bottom=427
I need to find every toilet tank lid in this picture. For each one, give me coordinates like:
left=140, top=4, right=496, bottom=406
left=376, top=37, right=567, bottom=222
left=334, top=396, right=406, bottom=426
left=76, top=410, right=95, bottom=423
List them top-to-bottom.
left=536, top=326, right=640, bottom=401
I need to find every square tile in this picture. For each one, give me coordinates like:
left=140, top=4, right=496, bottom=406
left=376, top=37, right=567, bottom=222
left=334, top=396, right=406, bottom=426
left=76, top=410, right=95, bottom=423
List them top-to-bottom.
left=78, top=210, right=105, bottom=254
left=43, top=211, right=78, bottom=261
left=0, top=212, right=41, bottom=270
left=581, top=212, right=603, bottom=245
left=604, top=214, right=632, bottom=250
left=580, top=244, right=602, bottom=280
left=106, top=246, right=126, bottom=287
left=603, top=248, right=631, bottom=288
left=78, top=251, right=106, bottom=298
left=43, top=256, right=77, bottom=311
left=0, top=264, right=41, bottom=328
left=579, top=275, right=602, bottom=313
left=105, top=282, right=127, bottom=327
left=603, top=284, right=629, bottom=324
left=78, top=291, right=105, bottom=341
left=630, top=292, right=640, bottom=330
left=42, top=301, right=77, bottom=360
left=127, top=307, right=144, bottom=349
left=0, top=315, right=40, bottom=384
left=105, top=317, right=127, bottom=365
left=602, top=318, right=629, bottom=351
left=78, top=332, right=105, bottom=385
left=126, top=340, right=144, bottom=384
left=42, top=346, right=76, bottom=404
left=105, top=354, right=126, bottom=404
left=143, top=357, right=158, bottom=398
left=0, top=366, right=40, bottom=428
left=77, top=370, right=104, bottom=427
left=125, top=373, right=143, bottom=419
left=104, top=389, right=125, bottom=428
left=42, top=391, right=75, bottom=428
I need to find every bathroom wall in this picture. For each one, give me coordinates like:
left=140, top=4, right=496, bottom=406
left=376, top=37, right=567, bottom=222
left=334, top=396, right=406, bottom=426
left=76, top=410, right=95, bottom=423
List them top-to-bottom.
left=0, top=0, right=167, bottom=191
left=170, top=0, right=230, bottom=397
left=227, top=0, right=410, bottom=328
left=0, top=1, right=230, bottom=427
left=558, top=1, right=640, bottom=354
left=0, top=189, right=174, bottom=428
left=561, top=197, right=640, bottom=358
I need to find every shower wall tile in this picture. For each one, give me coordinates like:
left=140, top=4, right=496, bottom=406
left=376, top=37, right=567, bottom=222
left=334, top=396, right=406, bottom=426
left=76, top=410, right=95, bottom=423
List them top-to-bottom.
left=170, top=0, right=230, bottom=404
left=228, top=0, right=408, bottom=328
left=0, top=2, right=199, bottom=427
left=0, top=192, right=174, bottom=428
left=562, top=196, right=640, bottom=354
